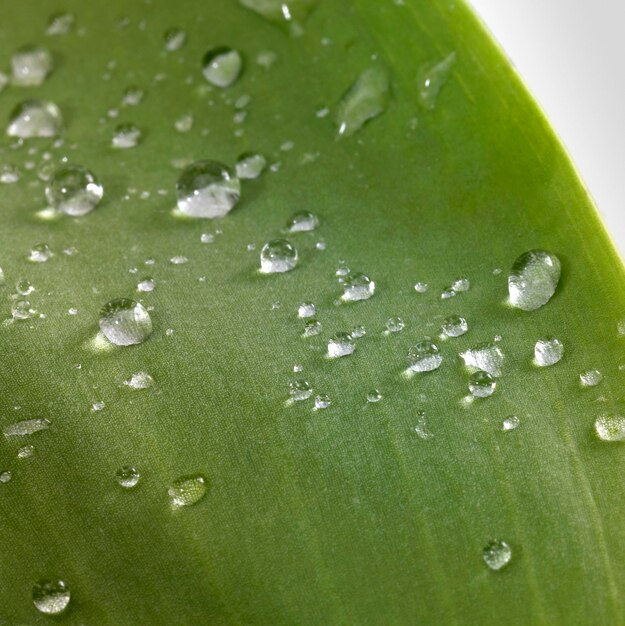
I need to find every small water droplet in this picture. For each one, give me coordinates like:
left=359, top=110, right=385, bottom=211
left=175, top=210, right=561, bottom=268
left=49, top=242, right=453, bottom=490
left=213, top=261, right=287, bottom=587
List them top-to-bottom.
left=240, top=0, right=317, bottom=31
left=46, top=12, right=75, bottom=36
left=164, top=27, right=187, bottom=51
left=12, top=45, right=52, bottom=86
left=202, top=47, right=243, bottom=88
left=256, top=49, right=278, bottom=69
left=416, top=52, right=456, bottom=110
left=335, top=65, right=390, bottom=136
left=122, top=85, right=144, bottom=106
left=7, top=99, right=63, bottom=138
left=174, top=113, right=194, bottom=133
left=112, top=122, right=141, bottom=149
left=235, top=152, right=266, bottom=179
left=176, top=160, right=240, bottom=218
left=0, top=163, right=20, bottom=183
left=46, top=165, right=103, bottom=216
left=286, top=210, right=319, bottom=233
left=200, top=232, right=215, bottom=244
left=260, top=239, right=298, bottom=273
left=29, top=242, right=52, bottom=263
left=508, top=250, right=561, bottom=311
left=342, top=272, right=375, bottom=301
left=451, top=276, right=470, bottom=292
left=137, top=277, right=156, bottom=292
left=16, top=279, right=34, bottom=295
left=414, top=281, right=429, bottom=293
left=440, top=287, right=456, bottom=300
left=99, top=298, right=152, bottom=346
left=12, top=299, right=34, bottom=320
left=297, top=301, right=316, bottom=318
left=441, top=314, right=468, bottom=338
left=385, top=317, right=405, bottom=334
left=303, top=319, right=322, bottom=337
left=351, top=325, right=366, bottom=339
left=328, top=332, right=355, bottom=358
left=534, top=337, right=564, bottom=367
left=408, top=340, right=442, bottom=372
left=460, top=342, right=505, bottom=377
left=293, top=364, right=303, bottom=373
left=580, top=369, right=603, bottom=387
left=469, top=370, right=496, bottom=398
left=124, top=371, right=154, bottom=389
left=289, top=379, right=312, bottom=401
left=367, top=389, right=382, bottom=403
left=314, top=394, right=331, bottom=409
left=91, top=401, right=105, bottom=412
left=414, top=410, right=434, bottom=439
left=594, top=414, right=625, bottom=441
left=502, top=415, right=520, bottom=431
left=3, top=417, right=50, bottom=436
left=18, top=444, right=35, bottom=459
left=116, top=465, right=140, bottom=488
left=0, top=470, right=12, bottom=483
left=168, top=474, right=207, bottom=507
left=483, top=539, right=512, bottom=570
left=33, top=579, right=71, bottom=615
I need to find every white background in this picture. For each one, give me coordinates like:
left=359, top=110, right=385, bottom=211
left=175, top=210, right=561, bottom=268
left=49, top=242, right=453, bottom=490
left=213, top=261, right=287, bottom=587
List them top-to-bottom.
left=469, top=0, right=625, bottom=258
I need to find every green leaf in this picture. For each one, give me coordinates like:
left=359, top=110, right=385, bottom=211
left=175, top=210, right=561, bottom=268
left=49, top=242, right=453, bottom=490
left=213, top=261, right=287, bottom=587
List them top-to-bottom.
left=1, top=0, right=624, bottom=624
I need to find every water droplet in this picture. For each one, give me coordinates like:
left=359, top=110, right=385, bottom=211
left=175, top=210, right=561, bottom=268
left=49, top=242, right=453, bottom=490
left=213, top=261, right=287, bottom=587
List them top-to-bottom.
left=240, top=0, right=317, bottom=30
left=47, top=12, right=75, bottom=36
left=164, top=27, right=186, bottom=51
left=12, top=45, right=52, bottom=86
left=202, top=47, right=242, bottom=88
left=256, top=50, right=278, bottom=69
left=416, top=52, right=456, bottom=110
left=335, top=65, right=390, bottom=136
left=122, top=85, right=144, bottom=106
left=7, top=99, right=63, bottom=138
left=174, top=113, right=193, bottom=133
left=112, top=123, right=141, bottom=149
left=236, top=152, right=266, bottom=179
left=176, top=160, right=240, bottom=218
left=0, top=164, right=20, bottom=183
left=46, top=165, right=103, bottom=216
left=286, top=210, right=319, bottom=233
left=200, top=232, right=215, bottom=244
left=260, top=239, right=298, bottom=273
left=29, top=242, right=52, bottom=263
left=508, top=250, right=561, bottom=311
left=170, top=255, right=188, bottom=265
left=342, top=272, right=375, bottom=302
left=137, top=277, right=155, bottom=292
left=451, top=277, right=470, bottom=292
left=16, top=279, right=33, bottom=296
left=414, top=281, right=429, bottom=293
left=440, top=287, right=456, bottom=300
left=12, top=298, right=34, bottom=319
left=99, top=298, right=152, bottom=346
left=297, top=301, right=316, bottom=318
left=441, top=314, right=468, bottom=338
left=385, top=317, right=405, bottom=334
left=303, top=319, right=322, bottom=337
left=351, top=325, right=366, bottom=339
left=328, top=332, right=355, bottom=358
left=534, top=337, right=564, bottom=367
left=408, top=340, right=442, bottom=372
left=460, top=342, right=505, bottom=377
left=580, top=369, right=603, bottom=387
left=469, top=370, right=496, bottom=398
left=124, top=371, right=154, bottom=389
left=289, top=379, right=312, bottom=401
left=367, top=389, right=382, bottom=403
left=314, top=394, right=331, bottom=409
left=92, top=401, right=105, bottom=412
left=414, top=410, right=434, bottom=439
left=594, top=414, right=625, bottom=441
left=502, top=415, right=520, bottom=431
left=3, top=417, right=50, bottom=436
left=18, top=444, right=35, bottom=459
left=116, top=465, right=140, bottom=488
left=0, top=470, right=12, bottom=483
left=168, top=474, right=207, bottom=508
left=483, top=539, right=512, bottom=571
left=33, top=579, right=71, bottom=615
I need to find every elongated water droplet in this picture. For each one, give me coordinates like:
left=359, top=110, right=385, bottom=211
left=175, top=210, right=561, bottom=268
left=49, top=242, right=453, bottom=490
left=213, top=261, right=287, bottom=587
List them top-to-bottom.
left=240, top=0, right=318, bottom=29
left=47, top=12, right=75, bottom=36
left=164, top=27, right=186, bottom=51
left=12, top=45, right=52, bottom=86
left=202, top=47, right=242, bottom=88
left=417, top=52, right=456, bottom=110
left=335, top=65, right=390, bottom=137
left=7, top=100, right=63, bottom=138
left=112, top=123, right=141, bottom=149
left=236, top=152, right=266, bottom=179
left=176, top=160, right=240, bottom=218
left=46, top=165, right=103, bottom=216
left=286, top=210, right=319, bottom=233
left=260, top=239, right=298, bottom=273
left=508, top=250, right=561, bottom=311
left=342, top=272, right=375, bottom=301
left=99, top=299, right=152, bottom=346
left=297, top=301, right=316, bottom=318
left=441, top=314, right=468, bottom=337
left=303, top=319, right=322, bottom=337
left=328, top=332, right=355, bottom=358
left=534, top=337, right=564, bottom=367
left=408, top=340, right=442, bottom=372
left=460, top=342, right=505, bottom=377
left=580, top=368, right=603, bottom=387
left=469, top=370, right=496, bottom=398
left=124, top=371, right=154, bottom=389
left=289, top=379, right=312, bottom=401
left=414, top=410, right=434, bottom=439
left=595, top=414, right=625, bottom=441
left=502, top=415, right=520, bottom=431
left=4, top=417, right=50, bottom=437
left=116, top=465, right=140, bottom=488
left=168, top=474, right=207, bottom=507
left=483, top=540, right=512, bottom=571
left=33, top=579, right=70, bottom=615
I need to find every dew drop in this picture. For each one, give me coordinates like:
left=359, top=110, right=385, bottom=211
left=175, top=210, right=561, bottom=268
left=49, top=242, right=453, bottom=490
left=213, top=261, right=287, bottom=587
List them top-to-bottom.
left=240, top=0, right=318, bottom=30
left=47, top=12, right=75, bottom=36
left=164, top=27, right=187, bottom=51
left=12, top=45, right=53, bottom=86
left=202, top=47, right=243, bottom=88
left=416, top=52, right=456, bottom=110
left=335, top=65, right=390, bottom=136
left=7, top=99, right=63, bottom=138
left=112, top=123, right=141, bottom=149
left=236, top=152, right=266, bottom=179
left=176, top=160, right=240, bottom=218
left=46, top=165, right=103, bottom=216
left=286, top=210, right=319, bottom=233
left=260, top=239, right=298, bottom=273
left=29, top=242, right=52, bottom=263
left=508, top=250, right=561, bottom=311
left=342, top=272, right=375, bottom=302
left=451, top=276, right=470, bottom=292
left=137, top=277, right=156, bottom=292
left=16, top=279, right=33, bottom=295
left=414, top=281, right=429, bottom=293
left=440, top=287, right=456, bottom=300
left=99, top=298, right=152, bottom=346
left=12, top=299, right=33, bottom=319
left=297, top=301, right=316, bottom=318
left=441, top=314, right=468, bottom=338
left=385, top=317, right=405, bottom=334
left=303, top=319, right=322, bottom=337
left=351, top=325, right=366, bottom=339
left=328, top=332, right=355, bottom=358
left=534, top=337, right=564, bottom=367
left=407, top=340, right=442, bottom=372
left=460, top=342, right=505, bottom=377
left=580, top=369, right=603, bottom=387
left=469, top=370, right=496, bottom=398
left=124, top=371, right=154, bottom=389
left=289, top=379, right=312, bottom=401
left=367, top=389, right=382, bottom=403
left=314, top=394, right=331, bottom=409
left=414, top=410, right=434, bottom=440
left=594, top=414, right=625, bottom=441
left=502, top=415, right=520, bottom=431
left=3, top=417, right=50, bottom=436
left=18, top=444, right=35, bottom=459
left=116, top=465, right=140, bottom=488
left=0, top=470, right=12, bottom=483
left=168, top=474, right=207, bottom=508
left=483, top=539, right=512, bottom=571
left=33, top=579, right=70, bottom=615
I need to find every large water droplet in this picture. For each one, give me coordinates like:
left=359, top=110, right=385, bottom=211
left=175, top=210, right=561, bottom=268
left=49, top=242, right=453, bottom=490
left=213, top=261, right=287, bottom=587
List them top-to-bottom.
left=46, top=12, right=75, bottom=36
left=12, top=45, right=52, bottom=86
left=202, top=47, right=242, bottom=88
left=416, top=52, right=456, bottom=110
left=335, top=65, right=390, bottom=136
left=7, top=100, right=63, bottom=138
left=112, top=123, right=141, bottom=149
left=236, top=152, right=266, bottom=179
left=176, top=160, right=240, bottom=218
left=46, top=165, right=103, bottom=216
left=286, top=210, right=319, bottom=233
left=259, top=239, right=298, bottom=273
left=508, top=250, right=561, bottom=311
left=342, top=272, right=375, bottom=302
left=99, top=299, right=152, bottom=346
left=441, top=314, right=468, bottom=338
left=328, top=332, right=355, bottom=358
left=534, top=337, right=564, bottom=367
left=408, top=340, right=442, bottom=372
left=460, top=342, right=505, bottom=377
left=580, top=368, right=603, bottom=387
left=469, top=370, right=496, bottom=398
left=289, top=379, right=312, bottom=401
left=595, top=414, right=625, bottom=441
left=3, top=417, right=50, bottom=436
left=116, top=465, right=141, bottom=488
left=168, top=474, right=207, bottom=507
left=483, top=540, right=512, bottom=571
left=32, top=579, right=71, bottom=615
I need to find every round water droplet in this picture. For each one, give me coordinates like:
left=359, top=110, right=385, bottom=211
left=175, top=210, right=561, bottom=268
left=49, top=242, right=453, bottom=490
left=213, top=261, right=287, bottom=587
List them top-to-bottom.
left=47, top=12, right=75, bottom=36
left=164, top=27, right=186, bottom=51
left=12, top=45, right=52, bottom=86
left=202, top=47, right=242, bottom=88
left=7, top=99, right=63, bottom=138
left=112, top=123, right=141, bottom=149
left=236, top=152, right=266, bottom=179
left=176, top=160, right=240, bottom=218
left=46, top=165, right=103, bottom=216
left=286, top=210, right=319, bottom=233
left=260, top=239, right=298, bottom=273
left=29, top=242, right=52, bottom=263
left=508, top=250, right=561, bottom=311
left=342, top=272, right=375, bottom=302
left=451, top=277, right=470, bottom=292
left=16, top=278, right=33, bottom=295
left=414, top=282, right=428, bottom=293
left=99, top=298, right=152, bottom=346
left=12, top=299, right=34, bottom=320
left=297, top=301, right=316, bottom=318
left=441, top=314, right=468, bottom=338
left=385, top=317, right=405, bottom=334
left=303, top=319, right=322, bottom=337
left=328, top=332, right=355, bottom=358
left=534, top=337, right=564, bottom=367
left=408, top=340, right=442, bottom=372
left=460, top=342, right=505, bottom=377
left=580, top=369, right=603, bottom=387
left=469, top=370, right=496, bottom=398
left=124, top=371, right=154, bottom=389
left=289, top=379, right=312, bottom=401
left=367, top=389, right=382, bottom=403
left=314, top=394, right=331, bottom=409
left=595, top=414, right=625, bottom=441
left=502, top=415, right=520, bottom=431
left=116, top=465, right=140, bottom=488
left=0, top=470, right=12, bottom=483
left=168, top=474, right=207, bottom=507
left=483, top=540, right=512, bottom=571
left=32, top=579, right=71, bottom=615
